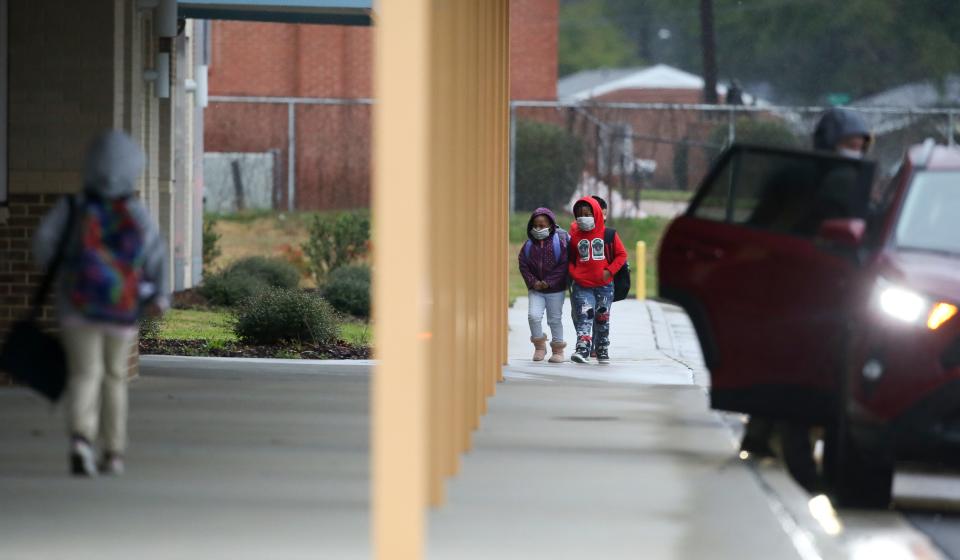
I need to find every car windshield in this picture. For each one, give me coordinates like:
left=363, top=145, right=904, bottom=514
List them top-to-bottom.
left=895, top=171, right=960, bottom=256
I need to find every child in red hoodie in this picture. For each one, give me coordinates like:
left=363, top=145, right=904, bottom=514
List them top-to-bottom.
left=567, top=196, right=628, bottom=364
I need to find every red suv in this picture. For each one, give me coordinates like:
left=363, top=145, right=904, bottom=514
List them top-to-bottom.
left=659, top=141, right=960, bottom=507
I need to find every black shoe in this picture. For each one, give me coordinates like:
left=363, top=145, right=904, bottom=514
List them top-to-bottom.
left=571, top=338, right=591, bottom=364
left=596, top=347, right=610, bottom=364
left=70, top=436, right=97, bottom=477
left=98, top=452, right=125, bottom=476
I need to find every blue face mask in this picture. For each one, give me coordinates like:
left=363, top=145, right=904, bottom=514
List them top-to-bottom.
left=576, top=216, right=595, bottom=232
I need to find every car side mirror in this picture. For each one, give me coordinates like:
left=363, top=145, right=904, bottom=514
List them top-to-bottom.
left=817, top=218, right=866, bottom=247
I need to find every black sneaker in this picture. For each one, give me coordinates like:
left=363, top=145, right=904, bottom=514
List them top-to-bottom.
left=571, top=338, right=591, bottom=364
left=596, top=347, right=610, bottom=364
left=70, top=436, right=97, bottom=477
left=98, top=452, right=125, bottom=476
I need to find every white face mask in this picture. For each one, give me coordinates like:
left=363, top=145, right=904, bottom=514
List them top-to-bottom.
left=838, top=148, right=863, bottom=160
left=576, top=216, right=595, bottom=231
left=531, top=227, right=550, bottom=240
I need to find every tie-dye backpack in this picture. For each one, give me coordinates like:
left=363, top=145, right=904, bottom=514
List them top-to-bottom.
left=66, top=194, right=146, bottom=324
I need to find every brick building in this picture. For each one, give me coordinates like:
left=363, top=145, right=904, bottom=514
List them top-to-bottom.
left=205, top=0, right=557, bottom=211
left=549, top=64, right=746, bottom=189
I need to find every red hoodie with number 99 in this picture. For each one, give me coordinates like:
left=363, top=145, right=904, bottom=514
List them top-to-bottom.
left=567, top=196, right=628, bottom=288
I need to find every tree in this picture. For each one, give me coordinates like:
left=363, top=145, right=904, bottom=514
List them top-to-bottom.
left=558, top=0, right=643, bottom=77
left=562, top=0, right=960, bottom=104
left=699, top=0, right=718, bottom=104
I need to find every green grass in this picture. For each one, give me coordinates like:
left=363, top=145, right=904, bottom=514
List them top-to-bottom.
left=641, top=189, right=695, bottom=203
left=509, top=213, right=672, bottom=303
left=160, top=307, right=372, bottom=347
left=161, top=309, right=237, bottom=342
left=339, top=321, right=372, bottom=346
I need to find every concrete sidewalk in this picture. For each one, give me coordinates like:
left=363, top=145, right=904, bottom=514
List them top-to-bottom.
left=0, top=298, right=944, bottom=559
left=428, top=298, right=947, bottom=560
left=429, top=298, right=811, bottom=559
left=0, top=362, right=372, bottom=560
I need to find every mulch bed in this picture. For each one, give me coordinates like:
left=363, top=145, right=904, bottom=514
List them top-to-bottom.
left=171, top=288, right=210, bottom=309
left=139, top=338, right=371, bottom=360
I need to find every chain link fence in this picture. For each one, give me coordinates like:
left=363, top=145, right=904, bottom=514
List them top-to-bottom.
left=510, top=101, right=959, bottom=218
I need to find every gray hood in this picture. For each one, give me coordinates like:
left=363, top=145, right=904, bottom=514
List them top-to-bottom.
left=812, top=108, right=872, bottom=152
left=83, top=130, right=145, bottom=198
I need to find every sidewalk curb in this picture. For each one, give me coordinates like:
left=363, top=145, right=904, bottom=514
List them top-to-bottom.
left=139, top=355, right=374, bottom=379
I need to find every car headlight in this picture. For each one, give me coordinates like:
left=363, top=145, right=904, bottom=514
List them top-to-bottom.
left=875, top=280, right=958, bottom=330
left=928, top=302, right=959, bottom=330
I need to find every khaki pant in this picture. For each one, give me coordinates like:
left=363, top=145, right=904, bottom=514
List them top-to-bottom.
left=62, top=326, right=135, bottom=454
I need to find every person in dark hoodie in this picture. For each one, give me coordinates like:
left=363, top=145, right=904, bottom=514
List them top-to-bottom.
left=813, top=107, right=872, bottom=158
left=740, top=108, right=873, bottom=492
left=33, top=130, right=169, bottom=477
left=567, top=197, right=627, bottom=364
left=518, top=207, right=570, bottom=363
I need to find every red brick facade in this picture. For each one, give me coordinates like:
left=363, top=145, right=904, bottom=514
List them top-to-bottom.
left=510, top=0, right=558, bottom=101
left=205, top=1, right=557, bottom=211
left=209, top=21, right=374, bottom=98
left=0, top=194, right=59, bottom=386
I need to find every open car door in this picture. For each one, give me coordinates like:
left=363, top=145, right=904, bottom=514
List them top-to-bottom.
left=659, top=144, right=875, bottom=423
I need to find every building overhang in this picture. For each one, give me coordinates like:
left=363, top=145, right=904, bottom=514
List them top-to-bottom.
left=178, top=1, right=374, bottom=26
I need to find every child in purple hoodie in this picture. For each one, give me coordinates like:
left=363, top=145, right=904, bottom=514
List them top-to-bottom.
left=518, top=207, right=570, bottom=363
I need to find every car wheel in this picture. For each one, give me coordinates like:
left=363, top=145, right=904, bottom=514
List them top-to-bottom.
left=825, top=423, right=894, bottom=508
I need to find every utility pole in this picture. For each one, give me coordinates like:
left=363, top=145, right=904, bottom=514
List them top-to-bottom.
left=699, top=0, right=719, bottom=104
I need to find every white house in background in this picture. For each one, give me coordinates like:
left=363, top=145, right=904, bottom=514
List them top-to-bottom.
left=557, top=63, right=757, bottom=105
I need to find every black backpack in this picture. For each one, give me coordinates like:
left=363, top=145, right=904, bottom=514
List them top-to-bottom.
left=604, top=228, right=631, bottom=302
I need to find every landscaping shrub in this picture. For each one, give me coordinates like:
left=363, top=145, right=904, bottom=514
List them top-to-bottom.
left=515, top=119, right=585, bottom=212
left=302, top=210, right=371, bottom=282
left=202, top=215, right=222, bottom=272
left=200, top=256, right=300, bottom=307
left=225, top=256, right=300, bottom=290
left=323, top=264, right=371, bottom=318
left=200, top=271, right=269, bottom=307
left=233, top=289, right=339, bottom=345
left=139, top=314, right=164, bottom=341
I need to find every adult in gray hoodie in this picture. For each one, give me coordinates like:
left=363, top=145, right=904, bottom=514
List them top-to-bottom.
left=33, top=130, right=169, bottom=477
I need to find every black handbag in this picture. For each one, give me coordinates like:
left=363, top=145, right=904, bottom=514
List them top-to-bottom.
left=0, top=197, right=76, bottom=402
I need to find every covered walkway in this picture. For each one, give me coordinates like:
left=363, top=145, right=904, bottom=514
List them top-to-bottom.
left=0, top=300, right=879, bottom=560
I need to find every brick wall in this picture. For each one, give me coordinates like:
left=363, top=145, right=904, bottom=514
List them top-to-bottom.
left=1, top=0, right=117, bottom=346
left=510, top=0, right=559, bottom=101
left=205, top=2, right=556, bottom=211
left=208, top=21, right=374, bottom=98
left=0, top=194, right=57, bottom=386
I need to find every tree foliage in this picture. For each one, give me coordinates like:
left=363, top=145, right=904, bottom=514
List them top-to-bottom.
left=558, top=0, right=643, bottom=76
left=560, top=0, right=960, bottom=103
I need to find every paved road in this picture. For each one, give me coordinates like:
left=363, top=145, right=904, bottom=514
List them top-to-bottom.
left=896, top=471, right=960, bottom=559
left=909, top=514, right=960, bottom=559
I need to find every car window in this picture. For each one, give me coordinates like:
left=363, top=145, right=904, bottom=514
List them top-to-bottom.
left=689, top=146, right=872, bottom=238
left=690, top=157, right=732, bottom=222
left=895, top=171, right=960, bottom=256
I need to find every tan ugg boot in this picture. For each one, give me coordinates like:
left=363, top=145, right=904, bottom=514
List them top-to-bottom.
left=531, top=335, right=548, bottom=361
left=548, top=341, right=567, bottom=363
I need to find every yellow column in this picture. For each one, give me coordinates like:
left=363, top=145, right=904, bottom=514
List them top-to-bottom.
left=372, top=0, right=430, bottom=556
left=374, top=0, right=511, bottom=554
left=429, top=0, right=457, bottom=507
left=479, top=0, right=497, bottom=414
left=499, top=0, right=510, bottom=374
left=452, top=1, right=472, bottom=457
left=635, top=241, right=647, bottom=300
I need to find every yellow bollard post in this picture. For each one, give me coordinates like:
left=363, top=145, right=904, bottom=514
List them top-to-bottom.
left=635, top=241, right=646, bottom=300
